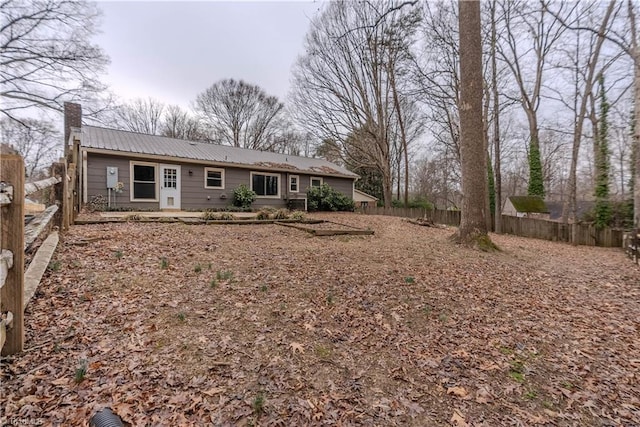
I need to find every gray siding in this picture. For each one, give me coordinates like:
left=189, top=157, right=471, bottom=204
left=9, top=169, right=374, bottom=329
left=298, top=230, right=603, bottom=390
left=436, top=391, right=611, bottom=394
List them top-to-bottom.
left=85, top=152, right=356, bottom=211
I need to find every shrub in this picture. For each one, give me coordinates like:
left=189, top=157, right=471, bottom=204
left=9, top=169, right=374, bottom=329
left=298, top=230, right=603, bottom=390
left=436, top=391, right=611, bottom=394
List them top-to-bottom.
left=232, top=184, right=257, bottom=209
left=307, top=184, right=355, bottom=212
left=391, top=197, right=434, bottom=210
left=273, top=208, right=289, bottom=220
left=256, top=209, right=271, bottom=220
left=290, top=210, right=306, bottom=221
left=201, top=211, right=218, bottom=220
left=218, top=212, right=235, bottom=221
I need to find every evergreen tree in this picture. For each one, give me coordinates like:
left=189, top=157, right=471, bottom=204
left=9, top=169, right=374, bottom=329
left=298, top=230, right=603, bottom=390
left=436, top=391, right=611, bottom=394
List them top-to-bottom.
left=594, top=75, right=611, bottom=229
left=527, top=140, right=545, bottom=197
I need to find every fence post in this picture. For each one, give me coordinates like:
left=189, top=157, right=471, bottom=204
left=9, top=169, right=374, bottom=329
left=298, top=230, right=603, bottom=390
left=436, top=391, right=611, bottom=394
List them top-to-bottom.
left=1, top=154, right=25, bottom=355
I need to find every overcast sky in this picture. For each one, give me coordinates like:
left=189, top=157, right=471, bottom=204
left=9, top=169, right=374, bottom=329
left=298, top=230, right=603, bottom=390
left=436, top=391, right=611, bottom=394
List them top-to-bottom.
left=94, top=1, right=324, bottom=109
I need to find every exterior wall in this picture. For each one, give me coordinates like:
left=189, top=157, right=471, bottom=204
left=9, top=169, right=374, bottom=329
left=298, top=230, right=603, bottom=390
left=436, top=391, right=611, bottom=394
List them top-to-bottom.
left=85, top=152, right=356, bottom=211
left=502, top=199, right=517, bottom=217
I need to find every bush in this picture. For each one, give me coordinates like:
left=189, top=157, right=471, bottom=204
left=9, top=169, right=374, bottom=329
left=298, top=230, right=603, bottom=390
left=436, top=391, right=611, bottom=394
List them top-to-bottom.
left=307, top=183, right=355, bottom=212
left=233, top=184, right=257, bottom=209
left=391, top=197, right=433, bottom=210
left=273, top=208, right=289, bottom=220
left=255, top=209, right=271, bottom=220
left=290, top=210, right=306, bottom=221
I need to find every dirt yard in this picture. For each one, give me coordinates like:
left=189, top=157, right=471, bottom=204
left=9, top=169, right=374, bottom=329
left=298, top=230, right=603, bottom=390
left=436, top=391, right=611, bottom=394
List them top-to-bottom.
left=2, top=213, right=639, bottom=426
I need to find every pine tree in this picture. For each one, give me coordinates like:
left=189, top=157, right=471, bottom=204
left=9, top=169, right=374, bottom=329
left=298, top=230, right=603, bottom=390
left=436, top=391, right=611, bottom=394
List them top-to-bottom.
left=594, top=75, right=611, bottom=229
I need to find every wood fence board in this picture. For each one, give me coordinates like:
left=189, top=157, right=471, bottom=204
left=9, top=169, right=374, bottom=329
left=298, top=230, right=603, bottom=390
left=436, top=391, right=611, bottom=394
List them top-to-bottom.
left=1, top=154, right=25, bottom=355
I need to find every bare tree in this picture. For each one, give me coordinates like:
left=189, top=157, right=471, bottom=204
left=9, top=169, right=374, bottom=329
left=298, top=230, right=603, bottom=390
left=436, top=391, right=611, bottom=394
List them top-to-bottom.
left=1, top=0, right=109, bottom=122
left=290, top=0, right=421, bottom=207
left=456, top=0, right=492, bottom=245
left=496, top=0, right=575, bottom=198
left=194, top=79, right=284, bottom=151
left=110, top=98, right=166, bottom=135
left=161, top=104, right=209, bottom=141
left=0, top=118, right=60, bottom=178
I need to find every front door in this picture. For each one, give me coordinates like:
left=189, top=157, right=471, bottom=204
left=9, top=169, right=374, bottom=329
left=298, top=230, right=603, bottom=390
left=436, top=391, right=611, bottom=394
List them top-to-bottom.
left=160, top=165, right=181, bottom=210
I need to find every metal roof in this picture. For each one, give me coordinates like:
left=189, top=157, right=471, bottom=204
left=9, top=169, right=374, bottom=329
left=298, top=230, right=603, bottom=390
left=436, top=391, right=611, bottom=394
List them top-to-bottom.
left=80, top=126, right=358, bottom=179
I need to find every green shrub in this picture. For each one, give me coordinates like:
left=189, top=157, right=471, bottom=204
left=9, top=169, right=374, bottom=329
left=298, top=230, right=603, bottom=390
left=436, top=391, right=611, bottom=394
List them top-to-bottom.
left=307, top=183, right=355, bottom=212
left=232, top=184, right=257, bottom=209
left=391, top=197, right=434, bottom=210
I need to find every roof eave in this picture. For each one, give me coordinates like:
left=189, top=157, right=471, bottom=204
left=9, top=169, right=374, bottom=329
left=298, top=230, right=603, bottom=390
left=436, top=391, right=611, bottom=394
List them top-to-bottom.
left=81, top=147, right=358, bottom=180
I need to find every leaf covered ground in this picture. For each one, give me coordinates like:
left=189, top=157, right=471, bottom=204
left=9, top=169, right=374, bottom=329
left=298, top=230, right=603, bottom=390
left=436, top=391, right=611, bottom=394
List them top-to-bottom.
left=2, top=213, right=639, bottom=426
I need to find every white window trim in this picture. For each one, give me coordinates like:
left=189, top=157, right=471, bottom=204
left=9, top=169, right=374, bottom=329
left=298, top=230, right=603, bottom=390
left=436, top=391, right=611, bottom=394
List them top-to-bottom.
left=130, top=161, right=158, bottom=202
left=204, top=167, right=225, bottom=189
left=250, top=171, right=281, bottom=198
left=289, top=175, right=299, bottom=193
left=310, top=176, right=323, bottom=187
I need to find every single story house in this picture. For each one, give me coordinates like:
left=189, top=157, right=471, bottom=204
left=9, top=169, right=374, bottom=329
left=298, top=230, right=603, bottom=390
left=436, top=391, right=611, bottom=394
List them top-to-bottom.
left=64, top=104, right=358, bottom=211
left=353, top=189, right=378, bottom=208
left=502, top=195, right=550, bottom=219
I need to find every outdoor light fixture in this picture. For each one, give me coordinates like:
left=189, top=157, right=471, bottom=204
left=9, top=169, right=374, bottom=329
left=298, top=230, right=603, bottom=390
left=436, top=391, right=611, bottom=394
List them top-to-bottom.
left=188, top=169, right=193, bottom=176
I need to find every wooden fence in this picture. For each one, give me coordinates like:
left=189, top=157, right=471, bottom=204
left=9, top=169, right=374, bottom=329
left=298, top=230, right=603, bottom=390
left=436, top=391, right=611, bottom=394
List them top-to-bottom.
left=1, top=153, right=63, bottom=355
left=360, top=206, right=624, bottom=248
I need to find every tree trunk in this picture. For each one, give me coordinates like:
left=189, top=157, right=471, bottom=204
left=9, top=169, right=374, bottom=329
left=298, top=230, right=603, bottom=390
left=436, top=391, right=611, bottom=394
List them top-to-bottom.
left=456, top=0, right=491, bottom=244
left=491, top=0, right=502, bottom=233
left=634, top=46, right=640, bottom=228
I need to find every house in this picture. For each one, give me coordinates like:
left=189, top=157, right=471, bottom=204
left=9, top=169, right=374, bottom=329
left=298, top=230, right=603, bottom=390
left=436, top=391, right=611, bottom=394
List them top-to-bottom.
left=64, top=103, right=358, bottom=211
left=353, top=189, right=378, bottom=208
left=502, top=196, right=550, bottom=219
left=545, top=200, right=596, bottom=222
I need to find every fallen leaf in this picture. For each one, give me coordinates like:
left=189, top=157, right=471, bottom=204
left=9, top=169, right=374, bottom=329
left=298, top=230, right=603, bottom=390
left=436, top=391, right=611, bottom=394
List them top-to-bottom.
left=290, top=342, right=305, bottom=354
left=447, top=386, right=469, bottom=398
left=202, top=387, right=224, bottom=397
left=450, top=409, right=469, bottom=427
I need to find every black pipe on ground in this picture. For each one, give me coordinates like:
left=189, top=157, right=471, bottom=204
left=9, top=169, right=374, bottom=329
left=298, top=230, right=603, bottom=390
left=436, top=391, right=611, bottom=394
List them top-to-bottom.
left=90, top=407, right=125, bottom=427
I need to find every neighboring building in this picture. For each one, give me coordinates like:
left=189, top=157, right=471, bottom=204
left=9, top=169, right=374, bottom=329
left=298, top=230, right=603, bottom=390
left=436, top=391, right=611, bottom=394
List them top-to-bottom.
left=64, top=104, right=358, bottom=211
left=353, top=189, right=378, bottom=208
left=502, top=196, right=550, bottom=219
left=545, top=200, right=596, bottom=222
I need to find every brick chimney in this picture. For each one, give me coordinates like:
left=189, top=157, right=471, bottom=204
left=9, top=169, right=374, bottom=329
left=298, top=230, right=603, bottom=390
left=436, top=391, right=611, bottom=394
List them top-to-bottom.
left=64, top=102, right=82, bottom=158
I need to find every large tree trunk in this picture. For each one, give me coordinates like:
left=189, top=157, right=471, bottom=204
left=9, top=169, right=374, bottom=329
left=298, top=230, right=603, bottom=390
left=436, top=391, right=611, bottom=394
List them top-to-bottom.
left=455, top=0, right=491, bottom=244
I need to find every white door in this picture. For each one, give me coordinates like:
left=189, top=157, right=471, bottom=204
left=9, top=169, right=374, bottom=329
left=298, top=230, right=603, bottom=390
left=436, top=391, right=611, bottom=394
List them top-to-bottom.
left=160, top=165, right=181, bottom=209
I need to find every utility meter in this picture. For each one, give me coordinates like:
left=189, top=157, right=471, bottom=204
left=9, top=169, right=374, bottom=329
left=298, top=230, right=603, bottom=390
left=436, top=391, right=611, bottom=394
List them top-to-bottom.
left=106, top=166, right=118, bottom=189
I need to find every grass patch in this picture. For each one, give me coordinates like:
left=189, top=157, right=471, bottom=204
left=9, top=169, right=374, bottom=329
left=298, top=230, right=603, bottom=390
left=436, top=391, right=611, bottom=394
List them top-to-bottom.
left=160, top=257, right=169, bottom=269
left=48, top=260, right=61, bottom=272
left=216, top=270, right=234, bottom=281
left=404, top=276, right=415, bottom=284
left=74, top=359, right=88, bottom=383
left=252, top=392, right=266, bottom=416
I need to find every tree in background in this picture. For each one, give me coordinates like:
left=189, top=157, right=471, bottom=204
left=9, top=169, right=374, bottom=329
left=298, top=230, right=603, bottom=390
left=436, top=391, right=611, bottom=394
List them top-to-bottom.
left=1, top=0, right=109, bottom=123
left=455, top=0, right=494, bottom=247
left=290, top=1, right=422, bottom=207
left=594, top=75, right=612, bottom=228
left=194, top=79, right=284, bottom=151
left=113, top=98, right=165, bottom=135
left=162, top=104, right=209, bottom=141
left=0, top=118, right=60, bottom=178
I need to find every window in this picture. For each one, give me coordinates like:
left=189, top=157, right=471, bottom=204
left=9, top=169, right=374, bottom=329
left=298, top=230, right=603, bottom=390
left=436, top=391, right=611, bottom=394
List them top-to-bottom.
left=130, top=162, right=157, bottom=201
left=204, top=167, right=225, bottom=189
left=251, top=172, right=280, bottom=197
left=289, top=175, right=299, bottom=193
left=310, top=177, right=323, bottom=187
